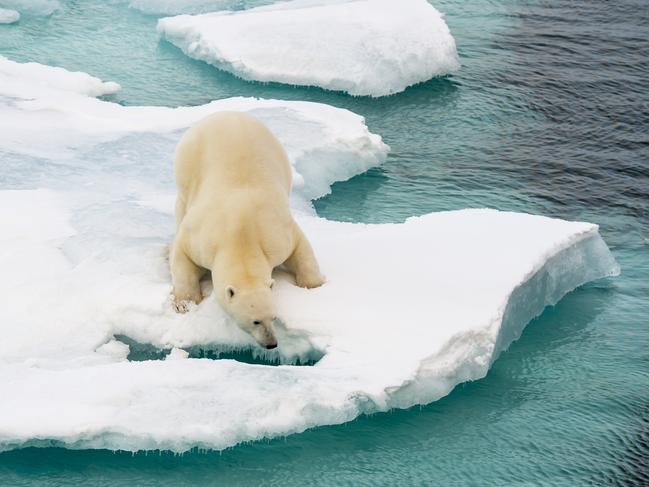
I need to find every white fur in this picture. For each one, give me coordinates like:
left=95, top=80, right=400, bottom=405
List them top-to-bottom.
left=171, top=112, right=325, bottom=348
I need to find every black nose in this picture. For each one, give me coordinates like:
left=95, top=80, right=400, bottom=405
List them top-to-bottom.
left=253, top=320, right=261, bottom=325
left=265, top=343, right=277, bottom=350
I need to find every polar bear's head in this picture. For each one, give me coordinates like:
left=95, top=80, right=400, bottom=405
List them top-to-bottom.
left=220, top=279, right=278, bottom=349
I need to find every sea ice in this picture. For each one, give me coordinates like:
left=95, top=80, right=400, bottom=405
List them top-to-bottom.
left=0, top=0, right=59, bottom=16
left=128, top=0, right=272, bottom=15
left=157, top=0, right=460, bottom=96
left=0, top=8, right=19, bottom=23
left=0, top=55, right=121, bottom=98
left=0, top=56, right=386, bottom=204
left=0, top=59, right=617, bottom=452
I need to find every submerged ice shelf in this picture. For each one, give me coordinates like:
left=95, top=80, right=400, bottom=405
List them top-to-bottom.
left=158, top=0, right=460, bottom=97
left=0, top=59, right=618, bottom=452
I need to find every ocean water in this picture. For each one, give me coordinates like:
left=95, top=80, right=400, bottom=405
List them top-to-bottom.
left=1, top=0, right=648, bottom=485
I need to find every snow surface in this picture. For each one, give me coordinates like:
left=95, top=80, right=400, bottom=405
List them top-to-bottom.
left=158, top=0, right=460, bottom=97
left=0, top=7, right=19, bottom=23
left=0, top=59, right=618, bottom=452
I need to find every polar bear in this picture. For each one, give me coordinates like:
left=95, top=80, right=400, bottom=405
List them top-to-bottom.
left=170, top=112, right=325, bottom=349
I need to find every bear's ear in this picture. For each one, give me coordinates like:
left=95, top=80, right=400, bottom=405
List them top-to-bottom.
left=269, top=279, right=275, bottom=290
left=225, top=286, right=236, bottom=301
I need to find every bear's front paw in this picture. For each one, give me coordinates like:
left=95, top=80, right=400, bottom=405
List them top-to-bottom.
left=296, top=273, right=326, bottom=289
left=171, top=296, right=200, bottom=313
left=172, top=299, right=191, bottom=313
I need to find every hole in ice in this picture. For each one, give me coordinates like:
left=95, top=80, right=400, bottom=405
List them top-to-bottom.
left=113, top=335, right=322, bottom=366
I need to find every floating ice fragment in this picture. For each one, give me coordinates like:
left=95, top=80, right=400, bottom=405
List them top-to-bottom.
left=158, top=0, right=460, bottom=96
left=0, top=8, right=19, bottom=23
left=0, top=55, right=121, bottom=97
left=95, top=339, right=131, bottom=361
left=166, top=348, right=190, bottom=360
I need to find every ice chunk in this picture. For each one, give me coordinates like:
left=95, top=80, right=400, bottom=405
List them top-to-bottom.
left=0, top=0, right=59, bottom=16
left=157, top=0, right=460, bottom=97
left=0, top=8, right=19, bottom=23
left=0, top=56, right=121, bottom=97
left=0, top=59, right=617, bottom=452
left=166, top=348, right=190, bottom=360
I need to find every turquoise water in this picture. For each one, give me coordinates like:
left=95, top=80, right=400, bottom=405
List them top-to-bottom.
left=1, top=0, right=648, bottom=484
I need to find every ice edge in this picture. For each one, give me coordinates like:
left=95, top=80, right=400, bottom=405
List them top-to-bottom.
left=385, top=227, right=619, bottom=410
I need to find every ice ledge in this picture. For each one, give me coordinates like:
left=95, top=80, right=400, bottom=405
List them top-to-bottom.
left=387, top=228, right=619, bottom=409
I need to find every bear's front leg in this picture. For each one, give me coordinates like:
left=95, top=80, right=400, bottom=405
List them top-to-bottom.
left=284, top=225, right=325, bottom=289
left=170, top=242, right=204, bottom=312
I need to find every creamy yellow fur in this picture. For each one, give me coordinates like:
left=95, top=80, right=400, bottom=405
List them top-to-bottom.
left=170, top=112, right=324, bottom=348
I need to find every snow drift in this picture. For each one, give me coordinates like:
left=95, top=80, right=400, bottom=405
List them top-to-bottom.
left=157, top=0, right=460, bottom=97
left=0, top=59, right=617, bottom=452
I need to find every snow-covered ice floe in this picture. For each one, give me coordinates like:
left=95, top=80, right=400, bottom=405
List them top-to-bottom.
left=157, top=0, right=460, bottom=97
left=0, top=8, right=20, bottom=23
left=0, top=59, right=617, bottom=452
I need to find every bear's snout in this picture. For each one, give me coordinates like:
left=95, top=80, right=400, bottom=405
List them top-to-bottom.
left=250, top=318, right=278, bottom=350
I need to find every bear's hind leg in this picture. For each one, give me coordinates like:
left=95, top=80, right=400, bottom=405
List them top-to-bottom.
left=175, top=196, right=187, bottom=230
left=284, top=225, right=325, bottom=289
left=170, top=242, right=203, bottom=312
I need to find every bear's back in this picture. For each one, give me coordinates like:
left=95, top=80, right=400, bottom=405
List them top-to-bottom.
left=174, top=111, right=292, bottom=205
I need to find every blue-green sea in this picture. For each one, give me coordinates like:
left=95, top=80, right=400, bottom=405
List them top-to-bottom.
left=1, top=0, right=648, bottom=485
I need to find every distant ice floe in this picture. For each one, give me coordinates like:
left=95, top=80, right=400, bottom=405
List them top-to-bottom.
left=0, top=0, right=59, bottom=16
left=158, top=0, right=460, bottom=97
left=0, top=8, right=19, bottom=23
left=0, top=59, right=617, bottom=452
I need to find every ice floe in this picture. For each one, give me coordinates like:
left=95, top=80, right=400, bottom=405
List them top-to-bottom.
left=0, top=0, right=59, bottom=16
left=158, top=0, right=460, bottom=96
left=0, top=7, right=19, bottom=23
left=0, top=55, right=121, bottom=98
left=0, top=56, right=386, bottom=204
left=0, top=60, right=617, bottom=452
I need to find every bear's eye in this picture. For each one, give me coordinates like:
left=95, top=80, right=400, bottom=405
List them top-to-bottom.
left=253, top=320, right=261, bottom=325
